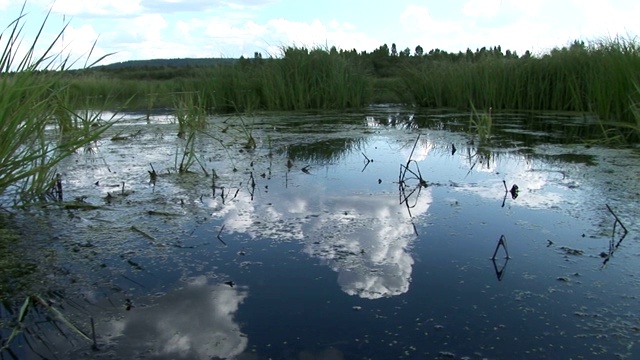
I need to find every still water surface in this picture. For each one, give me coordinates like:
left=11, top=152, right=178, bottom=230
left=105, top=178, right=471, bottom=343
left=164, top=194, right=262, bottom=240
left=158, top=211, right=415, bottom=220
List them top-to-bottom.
left=2, top=106, right=640, bottom=359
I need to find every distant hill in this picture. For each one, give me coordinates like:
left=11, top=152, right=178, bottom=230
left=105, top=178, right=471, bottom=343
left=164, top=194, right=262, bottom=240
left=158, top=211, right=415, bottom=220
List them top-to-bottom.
left=96, top=58, right=238, bottom=69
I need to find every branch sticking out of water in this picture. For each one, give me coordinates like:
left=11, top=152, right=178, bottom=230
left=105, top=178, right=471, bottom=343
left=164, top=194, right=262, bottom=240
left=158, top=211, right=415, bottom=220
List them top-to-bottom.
left=407, top=134, right=420, bottom=164
left=398, top=135, right=428, bottom=187
left=361, top=152, right=372, bottom=172
left=149, top=163, right=157, bottom=185
left=501, top=181, right=519, bottom=206
left=601, top=204, right=630, bottom=266
left=606, top=204, right=628, bottom=234
left=217, top=224, right=227, bottom=246
left=491, top=234, right=510, bottom=260
left=90, top=317, right=98, bottom=351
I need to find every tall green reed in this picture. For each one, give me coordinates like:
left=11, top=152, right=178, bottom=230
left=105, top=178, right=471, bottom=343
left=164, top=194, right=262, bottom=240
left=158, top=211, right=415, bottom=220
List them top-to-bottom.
left=0, top=7, right=114, bottom=204
left=399, top=36, right=640, bottom=141
left=69, top=46, right=371, bottom=113
left=173, top=92, right=210, bottom=174
left=469, top=105, right=492, bottom=144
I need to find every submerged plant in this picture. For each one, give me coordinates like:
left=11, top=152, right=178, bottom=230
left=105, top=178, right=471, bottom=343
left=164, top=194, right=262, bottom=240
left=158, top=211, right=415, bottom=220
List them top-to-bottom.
left=0, top=6, right=114, bottom=205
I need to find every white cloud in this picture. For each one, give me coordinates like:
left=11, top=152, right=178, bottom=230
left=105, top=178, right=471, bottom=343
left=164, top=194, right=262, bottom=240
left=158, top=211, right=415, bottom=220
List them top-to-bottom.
left=50, top=0, right=143, bottom=16
left=140, top=0, right=275, bottom=13
left=462, top=0, right=502, bottom=18
left=503, top=0, right=545, bottom=16
left=572, top=0, right=640, bottom=38
left=399, top=4, right=463, bottom=45
left=400, top=5, right=433, bottom=32
left=128, top=14, right=169, bottom=41
left=204, top=18, right=265, bottom=44
left=262, top=18, right=378, bottom=53
left=267, top=18, right=327, bottom=44
left=54, top=24, right=112, bottom=66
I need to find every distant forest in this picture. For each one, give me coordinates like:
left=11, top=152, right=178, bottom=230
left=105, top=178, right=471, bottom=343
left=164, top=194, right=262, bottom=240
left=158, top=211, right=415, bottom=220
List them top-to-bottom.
left=98, top=57, right=237, bottom=70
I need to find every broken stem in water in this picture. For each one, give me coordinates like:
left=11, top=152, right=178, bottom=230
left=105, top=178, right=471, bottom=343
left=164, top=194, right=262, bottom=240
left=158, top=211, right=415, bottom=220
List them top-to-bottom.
left=407, top=134, right=420, bottom=165
left=606, top=204, right=628, bottom=234
left=217, top=224, right=227, bottom=245
left=491, top=234, right=510, bottom=260
left=90, top=317, right=98, bottom=351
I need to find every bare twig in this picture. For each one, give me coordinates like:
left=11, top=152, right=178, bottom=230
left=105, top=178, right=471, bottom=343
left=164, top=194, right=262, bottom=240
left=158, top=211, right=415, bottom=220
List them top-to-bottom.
left=406, top=134, right=421, bottom=165
left=606, top=204, right=628, bottom=234
left=217, top=224, right=227, bottom=246
left=131, top=225, right=156, bottom=241
left=491, top=234, right=510, bottom=260
left=90, top=317, right=98, bottom=351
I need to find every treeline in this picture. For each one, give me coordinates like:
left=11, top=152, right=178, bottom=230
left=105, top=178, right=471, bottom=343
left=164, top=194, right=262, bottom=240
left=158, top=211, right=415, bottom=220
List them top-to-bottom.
left=334, top=42, right=530, bottom=78
left=88, top=58, right=237, bottom=80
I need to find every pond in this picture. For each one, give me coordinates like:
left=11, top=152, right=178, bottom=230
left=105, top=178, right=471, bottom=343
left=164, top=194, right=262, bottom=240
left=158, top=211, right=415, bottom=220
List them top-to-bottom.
left=1, top=106, right=640, bottom=359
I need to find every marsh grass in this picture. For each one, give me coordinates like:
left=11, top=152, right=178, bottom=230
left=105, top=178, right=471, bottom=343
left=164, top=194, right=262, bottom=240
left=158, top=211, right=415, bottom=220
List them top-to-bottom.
left=0, top=7, right=114, bottom=205
left=400, top=37, right=640, bottom=141
left=68, top=46, right=370, bottom=113
left=169, top=88, right=260, bottom=174
left=175, top=91, right=207, bottom=137
left=173, top=93, right=209, bottom=174
left=469, top=105, right=493, bottom=143
left=232, top=114, right=257, bottom=149
left=175, top=130, right=194, bottom=173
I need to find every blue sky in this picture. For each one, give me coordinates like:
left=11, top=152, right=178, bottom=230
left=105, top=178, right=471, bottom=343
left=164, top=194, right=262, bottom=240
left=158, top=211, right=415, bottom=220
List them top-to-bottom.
left=1, top=0, right=639, bottom=67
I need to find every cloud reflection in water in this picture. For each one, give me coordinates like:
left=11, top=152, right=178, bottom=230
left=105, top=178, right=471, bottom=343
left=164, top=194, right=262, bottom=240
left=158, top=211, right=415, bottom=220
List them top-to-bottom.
left=212, top=182, right=431, bottom=299
left=307, top=193, right=430, bottom=299
left=102, top=276, right=248, bottom=359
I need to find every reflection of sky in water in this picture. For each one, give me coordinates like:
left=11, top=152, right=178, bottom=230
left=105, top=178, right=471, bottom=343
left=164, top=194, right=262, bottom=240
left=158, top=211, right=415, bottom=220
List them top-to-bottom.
left=12, top=110, right=640, bottom=359
left=199, top=130, right=631, bottom=301
left=385, top=134, right=592, bottom=213
left=206, top=166, right=431, bottom=298
left=308, top=192, right=430, bottom=299
left=100, top=276, right=247, bottom=360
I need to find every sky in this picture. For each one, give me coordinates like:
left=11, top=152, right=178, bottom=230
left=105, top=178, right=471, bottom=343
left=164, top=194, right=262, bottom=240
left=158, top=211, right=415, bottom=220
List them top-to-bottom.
left=1, top=0, right=639, bottom=67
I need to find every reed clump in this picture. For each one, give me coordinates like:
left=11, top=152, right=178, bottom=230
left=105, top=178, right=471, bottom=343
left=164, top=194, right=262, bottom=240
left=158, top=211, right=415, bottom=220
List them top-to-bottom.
left=0, top=9, right=113, bottom=205
left=57, top=36, right=640, bottom=141
left=399, top=36, right=640, bottom=140
left=67, top=46, right=371, bottom=113
left=188, top=46, right=371, bottom=112
left=469, top=106, right=492, bottom=144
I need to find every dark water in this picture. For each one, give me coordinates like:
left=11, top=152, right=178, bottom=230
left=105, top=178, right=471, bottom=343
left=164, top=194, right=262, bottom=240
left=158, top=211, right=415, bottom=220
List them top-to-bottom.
left=2, top=106, right=640, bottom=359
